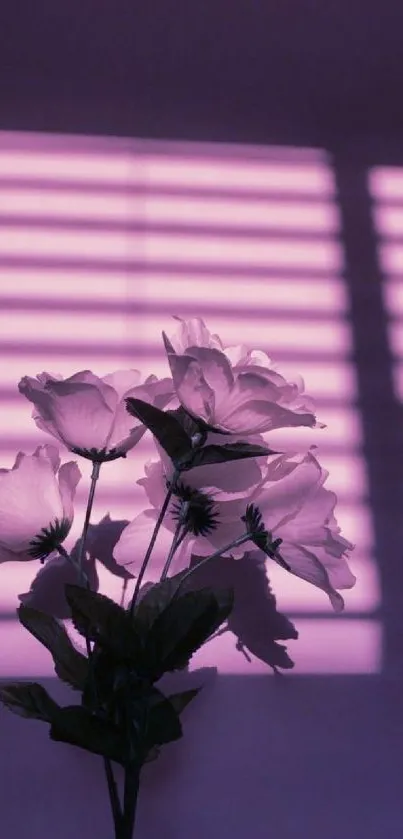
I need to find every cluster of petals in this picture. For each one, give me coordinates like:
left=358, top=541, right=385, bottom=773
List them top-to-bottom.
left=163, top=316, right=324, bottom=435
left=18, top=369, right=173, bottom=458
left=0, top=445, right=80, bottom=563
left=113, top=445, right=355, bottom=611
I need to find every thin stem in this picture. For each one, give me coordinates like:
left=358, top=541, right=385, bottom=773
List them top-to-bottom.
left=77, top=460, right=101, bottom=573
left=61, top=462, right=124, bottom=833
left=129, top=473, right=178, bottom=615
left=160, top=521, right=186, bottom=581
left=175, top=531, right=252, bottom=595
left=57, top=543, right=89, bottom=589
left=120, top=577, right=129, bottom=608
left=103, top=757, right=123, bottom=836
left=122, top=766, right=140, bottom=839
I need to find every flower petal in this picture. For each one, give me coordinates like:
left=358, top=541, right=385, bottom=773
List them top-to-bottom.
left=169, top=316, right=223, bottom=353
left=166, top=353, right=215, bottom=423
left=102, top=369, right=142, bottom=400
left=0, top=452, right=64, bottom=550
left=254, top=453, right=324, bottom=532
left=58, top=461, right=81, bottom=523
left=113, top=510, right=175, bottom=574
left=275, top=542, right=349, bottom=612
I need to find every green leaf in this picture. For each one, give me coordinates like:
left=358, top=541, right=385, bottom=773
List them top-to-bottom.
left=125, top=398, right=193, bottom=464
left=187, top=442, right=274, bottom=469
left=65, top=585, right=140, bottom=663
left=145, top=587, right=234, bottom=679
left=17, top=604, right=88, bottom=690
left=0, top=682, right=60, bottom=722
left=50, top=705, right=129, bottom=765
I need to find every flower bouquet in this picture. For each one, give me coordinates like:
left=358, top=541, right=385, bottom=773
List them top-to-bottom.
left=0, top=317, right=355, bottom=838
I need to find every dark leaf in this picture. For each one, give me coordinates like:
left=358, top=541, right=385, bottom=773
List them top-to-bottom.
left=125, top=398, right=193, bottom=464
left=166, top=406, right=208, bottom=447
left=187, top=442, right=275, bottom=470
left=184, top=553, right=297, bottom=671
left=18, top=554, right=99, bottom=620
left=132, top=571, right=188, bottom=633
left=65, top=585, right=141, bottom=663
left=145, top=587, right=234, bottom=679
left=17, top=604, right=89, bottom=690
left=0, top=682, right=60, bottom=722
left=143, top=686, right=201, bottom=764
left=145, top=687, right=183, bottom=748
left=167, top=688, right=201, bottom=715
left=50, top=705, right=129, bottom=765
left=144, top=745, right=160, bottom=763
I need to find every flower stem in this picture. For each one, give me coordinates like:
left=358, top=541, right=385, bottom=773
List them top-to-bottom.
left=69, top=460, right=124, bottom=833
left=77, top=460, right=101, bottom=574
left=129, top=472, right=178, bottom=615
left=160, top=522, right=186, bottom=581
left=175, top=531, right=251, bottom=594
left=56, top=543, right=89, bottom=588
left=103, top=757, right=123, bottom=836
left=121, top=765, right=140, bottom=839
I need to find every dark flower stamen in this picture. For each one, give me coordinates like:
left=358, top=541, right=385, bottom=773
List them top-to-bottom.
left=71, top=446, right=126, bottom=463
left=170, top=481, right=219, bottom=537
left=242, top=504, right=289, bottom=570
left=28, top=517, right=72, bottom=562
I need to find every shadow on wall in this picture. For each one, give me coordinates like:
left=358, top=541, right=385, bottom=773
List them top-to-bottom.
left=0, top=132, right=402, bottom=838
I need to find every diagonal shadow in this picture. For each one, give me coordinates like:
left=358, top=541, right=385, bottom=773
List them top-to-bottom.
left=333, top=156, right=403, bottom=677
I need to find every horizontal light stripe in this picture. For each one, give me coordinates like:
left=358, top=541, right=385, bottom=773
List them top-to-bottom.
left=0, top=150, right=132, bottom=181
left=141, top=156, right=335, bottom=194
left=369, top=167, right=403, bottom=199
left=0, top=188, right=132, bottom=221
left=0, top=189, right=338, bottom=232
left=144, top=195, right=339, bottom=232
left=372, top=205, right=403, bottom=238
left=0, top=226, right=132, bottom=259
left=142, top=232, right=342, bottom=270
left=377, top=243, right=403, bottom=273
left=0, top=271, right=129, bottom=302
left=129, top=273, right=348, bottom=313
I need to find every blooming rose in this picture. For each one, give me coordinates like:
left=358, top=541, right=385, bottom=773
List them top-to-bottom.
left=163, top=317, right=323, bottom=435
left=18, top=369, right=173, bottom=460
left=112, top=439, right=298, bottom=571
left=0, top=444, right=80, bottom=563
left=114, top=445, right=355, bottom=610
left=194, top=450, right=355, bottom=611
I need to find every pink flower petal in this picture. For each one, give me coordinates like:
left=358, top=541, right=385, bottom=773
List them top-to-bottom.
left=169, top=316, right=223, bottom=353
left=167, top=354, right=216, bottom=423
left=102, top=369, right=142, bottom=400
left=0, top=452, right=64, bottom=551
left=57, top=461, right=81, bottom=523
left=275, top=542, right=348, bottom=612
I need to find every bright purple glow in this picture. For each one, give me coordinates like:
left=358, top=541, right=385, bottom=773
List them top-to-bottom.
left=0, top=132, right=380, bottom=675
